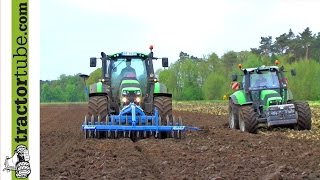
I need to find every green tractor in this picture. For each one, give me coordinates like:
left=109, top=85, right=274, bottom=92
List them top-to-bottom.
left=80, top=46, right=199, bottom=139
left=228, top=63, right=311, bottom=133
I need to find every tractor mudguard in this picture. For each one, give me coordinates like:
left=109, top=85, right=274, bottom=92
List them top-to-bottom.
left=89, top=82, right=109, bottom=97
left=154, top=82, right=172, bottom=97
left=154, top=82, right=167, bottom=93
left=230, top=90, right=252, bottom=105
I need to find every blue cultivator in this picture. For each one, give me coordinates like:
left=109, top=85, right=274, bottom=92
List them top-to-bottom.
left=82, top=103, right=200, bottom=140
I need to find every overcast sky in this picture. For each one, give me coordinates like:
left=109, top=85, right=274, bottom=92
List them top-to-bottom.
left=41, top=0, right=320, bottom=80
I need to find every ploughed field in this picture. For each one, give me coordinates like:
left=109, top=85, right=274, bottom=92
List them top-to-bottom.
left=41, top=103, right=320, bottom=179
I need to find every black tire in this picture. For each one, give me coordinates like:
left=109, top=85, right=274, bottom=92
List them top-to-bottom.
left=88, top=96, right=109, bottom=138
left=88, top=96, right=109, bottom=120
left=154, top=96, right=172, bottom=138
left=228, top=100, right=239, bottom=129
left=294, top=102, right=312, bottom=130
left=239, top=106, right=258, bottom=133
left=15, top=161, right=31, bottom=178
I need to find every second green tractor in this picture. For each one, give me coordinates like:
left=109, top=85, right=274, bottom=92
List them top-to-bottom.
left=229, top=63, right=311, bottom=133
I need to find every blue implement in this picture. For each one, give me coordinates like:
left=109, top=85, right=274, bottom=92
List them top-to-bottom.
left=82, top=103, right=200, bottom=139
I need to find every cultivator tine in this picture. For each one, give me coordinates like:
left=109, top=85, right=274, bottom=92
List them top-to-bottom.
left=84, top=115, right=88, bottom=139
left=90, top=115, right=95, bottom=138
left=91, top=115, right=94, bottom=125
left=97, top=115, right=101, bottom=138
left=98, top=115, right=101, bottom=124
left=166, top=115, right=171, bottom=138
left=111, top=116, right=115, bottom=125
left=151, top=116, right=154, bottom=125
left=172, top=116, right=176, bottom=138
left=178, top=116, right=183, bottom=139
left=107, top=130, right=111, bottom=138
left=143, top=130, right=147, bottom=138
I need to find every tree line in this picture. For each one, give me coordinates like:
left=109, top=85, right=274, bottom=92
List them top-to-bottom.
left=40, top=27, right=320, bottom=102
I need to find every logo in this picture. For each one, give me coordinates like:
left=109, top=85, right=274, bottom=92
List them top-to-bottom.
left=3, top=145, right=31, bottom=178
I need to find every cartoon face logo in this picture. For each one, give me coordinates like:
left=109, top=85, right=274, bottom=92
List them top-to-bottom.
left=3, top=145, right=31, bottom=178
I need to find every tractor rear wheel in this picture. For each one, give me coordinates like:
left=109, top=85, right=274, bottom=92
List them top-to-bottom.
left=88, top=96, right=109, bottom=138
left=154, top=96, right=172, bottom=138
left=228, top=100, right=239, bottom=129
left=294, top=102, right=312, bottom=130
left=239, top=106, right=258, bottom=133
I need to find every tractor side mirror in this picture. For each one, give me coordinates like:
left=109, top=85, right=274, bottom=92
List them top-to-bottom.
left=101, top=52, right=107, bottom=58
left=90, top=57, right=97, bottom=67
left=162, top=57, right=168, bottom=67
left=291, top=69, right=296, bottom=76
left=79, top=74, right=89, bottom=79
left=231, top=74, right=238, bottom=81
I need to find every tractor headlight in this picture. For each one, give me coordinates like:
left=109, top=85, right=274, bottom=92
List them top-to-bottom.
left=122, top=90, right=128, bottom=96
left=136, top=90, right=141, bottom=96
left=122, top=97, right=127, bottom=103
left=136, top=97, right=141, bottom=103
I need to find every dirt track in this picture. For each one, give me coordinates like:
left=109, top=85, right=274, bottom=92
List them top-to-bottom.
left=41, top=104, right=320, bottom=179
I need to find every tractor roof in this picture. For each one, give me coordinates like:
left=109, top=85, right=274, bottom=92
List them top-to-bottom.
left=108, top=52, right=148, bottom=60
left=242, top=65, right=279, bottom=73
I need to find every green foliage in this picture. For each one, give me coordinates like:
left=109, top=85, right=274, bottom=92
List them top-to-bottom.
left=41, top=27, right=320, bottom=102
left=284, top=60, right=320, bottom=100
left=86, top=68, right=102, bottom=85
left=203, top=73, right=226, bottom=100
left=40, top=74, right=87, bottom=102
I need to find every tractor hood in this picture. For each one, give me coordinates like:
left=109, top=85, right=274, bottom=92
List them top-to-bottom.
left=260, top=89, right=282, bottom=109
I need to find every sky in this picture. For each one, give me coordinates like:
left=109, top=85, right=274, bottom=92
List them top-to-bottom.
left=40, top=0, right=320, bottom=80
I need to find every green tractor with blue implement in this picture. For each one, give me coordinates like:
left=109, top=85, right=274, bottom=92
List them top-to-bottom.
left=80, top=46, right=199, bottom=140
left=228, top=62, right=311, bottom=133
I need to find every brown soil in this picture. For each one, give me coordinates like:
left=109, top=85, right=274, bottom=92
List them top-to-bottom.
left=41, top=104, right=320, bottom=180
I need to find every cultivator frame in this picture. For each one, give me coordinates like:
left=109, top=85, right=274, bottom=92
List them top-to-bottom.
left=82, top=103, right=199, bottom=139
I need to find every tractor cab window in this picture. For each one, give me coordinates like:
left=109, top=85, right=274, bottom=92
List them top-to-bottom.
left=111, top=58, right=147, bottom=95
left=249, top=71, right=280, bottom=90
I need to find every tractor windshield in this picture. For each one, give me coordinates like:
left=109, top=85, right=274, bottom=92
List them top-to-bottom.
left=111, top=58, right=147, bottom=95
left=249, top=71, right=280, bottom=90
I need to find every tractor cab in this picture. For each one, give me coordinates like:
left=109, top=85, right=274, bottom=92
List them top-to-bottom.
left=111, top=57, right=147, bottom=96
left=236, top=65, right=293, bottom=112
left=246, top=66, right=280, bottom=90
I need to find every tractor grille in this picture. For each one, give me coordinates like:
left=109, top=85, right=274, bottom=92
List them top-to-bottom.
left=127, top=92, right=137, bottom=103
left=266, top=104, right=297, bottom=126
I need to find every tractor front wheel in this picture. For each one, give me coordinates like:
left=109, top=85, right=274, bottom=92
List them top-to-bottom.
left=88, top=96, right=109, bottom=138
left=154, top=96, right=172, bottom=138
left=228, top=100, right=239, bottom=129
left=295, top=102, right=312, bottom=130
left=239, top=106, right=258, bottom=133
